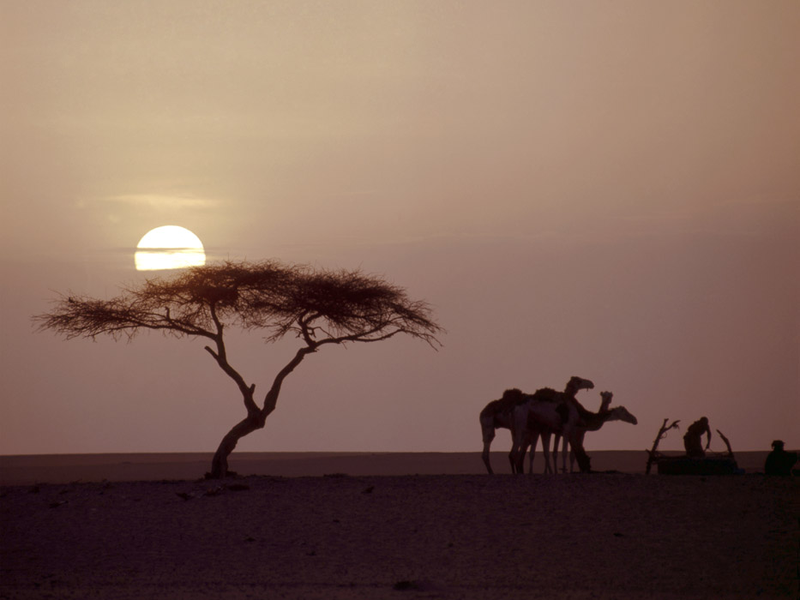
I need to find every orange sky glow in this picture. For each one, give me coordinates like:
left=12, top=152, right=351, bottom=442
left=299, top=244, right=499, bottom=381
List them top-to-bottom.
left=1, top=1, right=798, bottom=456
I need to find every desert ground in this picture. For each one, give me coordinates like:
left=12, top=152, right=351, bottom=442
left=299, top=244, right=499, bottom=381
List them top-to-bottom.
left=1, top=452, right=797, bottom=599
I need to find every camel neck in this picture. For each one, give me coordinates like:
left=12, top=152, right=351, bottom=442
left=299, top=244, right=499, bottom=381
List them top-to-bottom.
left=575, top=403, right=608, bottom=430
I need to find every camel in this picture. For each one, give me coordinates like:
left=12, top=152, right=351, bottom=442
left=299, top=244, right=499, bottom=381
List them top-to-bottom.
left=479, top=376, right=594, bottom=474
left=507, top=376, right=595, bottom=474
left=479, top=388, right=530, bottom=474
left=512, top=389, right=563, bottom=475
left=535, top=390, right=613, bottom=475
left=549, top=391, right=638, bottom=473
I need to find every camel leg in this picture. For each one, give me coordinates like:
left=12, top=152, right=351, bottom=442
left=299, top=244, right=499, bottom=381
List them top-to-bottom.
left=481, top=425, right=495, bottom=475
left=558, top=426, right=576, bottom=473
left=509, top=428, right=527, bottom=475
left=509, top=430, right=520, bottom=474
left=513, top=431, right=531, bottom=475
left=535, top=431, right=547, bottom=474
left=569, top=431, right=586, bottom=473
left=527, top=432, right=540, bottom=474
left=568, top=432, right=591, bottom=473
left=543, top=434, right=553, bottom=474
left=553, top=434, right=567, bottom=473
left=546, top=435, right=560, bottom=474
left=551, top=436, right=560, bottom=473
left=482, top=441, right=494, bottom=475
left=521, top=446, right=528, bottom=474
left=508, top=447, right=518, bottom=473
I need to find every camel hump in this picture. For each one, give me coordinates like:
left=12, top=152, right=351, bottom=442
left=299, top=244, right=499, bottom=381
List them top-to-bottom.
left=531, top=387, right=561, bottom=402
left=480, top=388, right=528, bottom=420
left=500, top=388, right=529, bottom=407
left=501, top=388, right=525, bottom=401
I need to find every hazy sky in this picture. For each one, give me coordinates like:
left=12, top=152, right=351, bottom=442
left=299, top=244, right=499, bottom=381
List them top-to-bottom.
left=2, top=1, right=798, bottom=457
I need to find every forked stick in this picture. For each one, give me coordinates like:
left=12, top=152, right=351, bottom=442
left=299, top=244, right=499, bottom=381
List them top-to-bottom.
left=645, top=418, right=680, bottom=474
left=716, top=429, right=734, bottom=459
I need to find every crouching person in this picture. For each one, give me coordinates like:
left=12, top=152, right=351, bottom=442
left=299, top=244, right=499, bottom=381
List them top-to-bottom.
left=764, top=440, right=797, bottom=476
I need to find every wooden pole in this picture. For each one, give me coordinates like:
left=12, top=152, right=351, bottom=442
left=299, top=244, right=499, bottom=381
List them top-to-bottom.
left=645, top=418, right=680, bottom=474
left=716, top=429, right=734, bottom=459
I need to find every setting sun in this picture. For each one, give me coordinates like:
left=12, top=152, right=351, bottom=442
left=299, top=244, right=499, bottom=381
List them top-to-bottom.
left=134, top=226, right=206, bottom=271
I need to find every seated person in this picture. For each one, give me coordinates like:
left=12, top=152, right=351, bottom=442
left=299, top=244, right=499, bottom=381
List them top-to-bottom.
left=764, top=440, right=797, bottom=476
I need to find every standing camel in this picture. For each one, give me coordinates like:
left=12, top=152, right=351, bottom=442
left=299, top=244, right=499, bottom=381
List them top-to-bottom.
left=479, top=376, right=594, bottom=474
left=510, top=377, right=599, bottom=474
left=511, top=377, right=594, bottom=473
left=479, top=388, right=528, bottom=474
left=538, top=390, right=613, bottom=475
left=549, top=391, right=638, bottom=473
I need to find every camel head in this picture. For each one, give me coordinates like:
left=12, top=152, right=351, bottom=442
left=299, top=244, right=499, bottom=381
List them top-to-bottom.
left=565, top=376, right=594, bottom=397
left=599, top=391, right=613, bottom=412
left=607, top=405, right=638, bottom=425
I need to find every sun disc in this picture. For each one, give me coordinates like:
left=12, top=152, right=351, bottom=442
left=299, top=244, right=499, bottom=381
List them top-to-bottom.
left=135, top=226, right=206, bottom=271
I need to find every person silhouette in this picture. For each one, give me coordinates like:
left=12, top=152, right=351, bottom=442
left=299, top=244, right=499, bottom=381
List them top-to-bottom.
left=683, top=416, right=711, bottom=458
left=764, top=440, right=797, bottom=476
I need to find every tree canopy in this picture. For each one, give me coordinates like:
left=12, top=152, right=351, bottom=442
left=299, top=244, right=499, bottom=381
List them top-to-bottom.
left=34, top=260, right=443, bottom=477
left=38, top=260, right=441, bottom=346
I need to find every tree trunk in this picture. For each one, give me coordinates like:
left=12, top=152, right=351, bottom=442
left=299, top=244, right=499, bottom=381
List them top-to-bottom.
left=206, top=347, right=313, bottom=479
left=208, top=414, right=263, bottom=479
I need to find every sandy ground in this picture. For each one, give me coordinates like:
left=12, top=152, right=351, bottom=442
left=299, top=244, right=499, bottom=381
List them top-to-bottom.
left=0, top=450, right=773, bottom=485
left=0, top=453, right=797, bottom=599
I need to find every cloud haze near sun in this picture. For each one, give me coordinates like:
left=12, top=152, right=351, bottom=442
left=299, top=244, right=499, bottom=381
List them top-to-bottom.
left=1, top=1, right=798, bottom=456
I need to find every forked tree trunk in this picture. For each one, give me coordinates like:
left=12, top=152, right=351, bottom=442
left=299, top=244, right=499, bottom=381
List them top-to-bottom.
left=207, top=346, right=312, bottom=479
left=208, top=415, right=264, bottom=479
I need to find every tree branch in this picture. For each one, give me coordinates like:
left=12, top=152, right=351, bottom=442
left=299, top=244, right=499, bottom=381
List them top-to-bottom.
left=204, top=343, right=259, bottom=417
left=260, top=346, right=316, bottom=419
left=645, top=418, right=681, bottom=474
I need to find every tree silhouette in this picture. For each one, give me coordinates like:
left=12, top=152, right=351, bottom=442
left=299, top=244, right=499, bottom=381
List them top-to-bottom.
left=34, top=260, right=443, bottom=478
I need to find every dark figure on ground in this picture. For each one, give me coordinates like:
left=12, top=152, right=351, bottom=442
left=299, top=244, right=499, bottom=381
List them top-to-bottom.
left=683, top=416, right=711, bottom=458
left=764, top=440, right=797, bottom=476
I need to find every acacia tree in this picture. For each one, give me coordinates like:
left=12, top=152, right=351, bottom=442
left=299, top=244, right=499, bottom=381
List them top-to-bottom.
left=34, top=260, right=443, bottom=478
